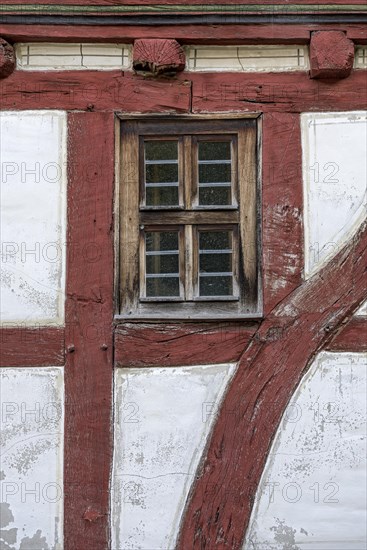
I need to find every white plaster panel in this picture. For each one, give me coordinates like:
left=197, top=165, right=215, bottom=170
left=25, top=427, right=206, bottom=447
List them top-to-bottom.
left=16, top=43, right=131, bottom=70
left=186, top=45, right=308, bottom=72
left=354, top=46, right=367, bottom=69
left=0, top=111, right=67, bottom=326
left=301, top=112, right=367, bottom=278
left=355, top=299, right=367, bottom=317
left=244, top=352, right=367, bottom=550
left=111, top=363, right=236, bottom=549
left=0, top=367, right=64, bottom=549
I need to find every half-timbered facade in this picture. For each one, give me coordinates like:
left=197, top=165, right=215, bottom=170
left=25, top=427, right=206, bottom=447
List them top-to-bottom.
left=0, top=2, right=366, bottom=549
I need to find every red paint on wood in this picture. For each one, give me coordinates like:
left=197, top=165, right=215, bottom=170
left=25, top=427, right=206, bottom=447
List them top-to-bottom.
left=2, top=0, right=366, bottom=5
left=1, top=24, right=367, bottom=45
left=310, top=31, right=355, bottom=79
left=0, top=37, right=15, bottom=79
left=133, top=38, right=185, bottom=75
left=1, top=70, right=367, bottom=113
left=0, top=71, right=191, bottom=112
left=190, top=71, right=367, bottom=113
left=64, top=112, right=114, bottom=550
left=262, top=113, right=304, bottom=313
left=177, top=221, right=367, bottom=548
left=326, top=317, right=367, bottom=352
left=115, top=323, right=259, bottom=367
left=0, top=327, right=64, bottom=367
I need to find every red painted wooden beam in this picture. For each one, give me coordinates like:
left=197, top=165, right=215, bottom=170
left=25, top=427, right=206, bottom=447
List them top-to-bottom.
left=1, top=24, right=367, bottom=44
left=1, top=70, right=367, bottom=113
left=64, top=112, right=114, bottom=550
left=262, top=112, right=303, bottom=313
left=177, top=220, right=367, bottom=548
left=326, top=317, right=367, bottom=352
left=115, top=323, right=259, bottom=368
left=0, top=327, right=64, bottom=367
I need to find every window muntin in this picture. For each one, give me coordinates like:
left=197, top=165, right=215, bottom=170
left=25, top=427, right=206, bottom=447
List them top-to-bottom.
left=119, top=117, right=259, bottom=319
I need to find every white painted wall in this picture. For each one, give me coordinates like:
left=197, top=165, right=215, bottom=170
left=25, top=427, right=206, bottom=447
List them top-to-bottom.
left=0, top=111, right=67, bottom=326
left=302, top=112, right=367, bottom=278
left=355, top=300, right=367, bottom=317
left=244, top=352, right=367, bottom=550
left=111, top=363, right=236, bottom=549
left=0, top=367, right=64, bottom=550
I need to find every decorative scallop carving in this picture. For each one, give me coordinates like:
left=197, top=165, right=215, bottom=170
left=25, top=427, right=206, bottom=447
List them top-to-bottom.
left=0, top=38, right=16, bottom=78
left=133, top=39, right=185, bottom=76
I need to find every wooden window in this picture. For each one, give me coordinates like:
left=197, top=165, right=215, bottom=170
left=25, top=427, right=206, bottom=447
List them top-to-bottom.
left=118, top=117, right=260, bottom=319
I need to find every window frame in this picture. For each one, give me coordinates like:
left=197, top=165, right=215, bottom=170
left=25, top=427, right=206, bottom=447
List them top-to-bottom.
left=116, top=114, right=261, bottom=320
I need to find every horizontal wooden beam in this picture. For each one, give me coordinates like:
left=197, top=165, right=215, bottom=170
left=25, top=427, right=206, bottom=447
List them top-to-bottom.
left=1, top=24, right=367, bottom=45
left=1, top=70, right=366, bottom=113
left=0, top=71, right=191, bottom=112
left=326, top=317, right=367, bottom=352
left=115, top=322, right=258, bottom=367
left=0, top=327, right=64, bottom=367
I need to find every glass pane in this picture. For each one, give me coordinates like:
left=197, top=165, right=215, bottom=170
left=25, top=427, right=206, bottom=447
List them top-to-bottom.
left=145, top=140, right=178, bottom=161
left=199, top=141, right=231, bottom=161
left=146, top=163, right=178, bottom=184
left=199, top=164, right=231, bottom=184
left=146, top=186, right=179, bottom=207
left=199, top=187, right=231, bottom=206
left=199, top=230, right=233, bottom=297
left=145, top=231, right=180, bottom=298
left=146, top=231, right=178, bottom=252
left=199, top=231, right=231, bottom=251
left=200, top=253, right=232, bottom=273
left=146, top=254, right=179, bottom=274
left=199, top=276, right=233, bottom=296
left=146, top=277, right=180, bottom=297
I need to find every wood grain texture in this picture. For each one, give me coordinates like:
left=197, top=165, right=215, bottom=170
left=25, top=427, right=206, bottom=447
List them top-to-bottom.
left=2, top=1, right=366, bottom=6
left=1, top=23, right=366, bottom=44
left=2, top=70, right=366, bottom=114
left=0, top=71, right=191, bottom=112
left=191, top=71, right=367, bottom=114
left=64, top=112, right=114, bottom=550
left=262, top=112, right=303, bottom=313
left=177, top=220, right=367, bottom=548
left=326, top=317, right=367, bottom=352
left=115, top=322, right=259, bottom=367
left=0, top=327, right=64, bottom=367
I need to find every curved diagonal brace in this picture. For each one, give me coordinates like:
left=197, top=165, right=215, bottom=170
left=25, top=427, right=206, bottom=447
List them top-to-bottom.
left=177, top=220, right=367, bottom=549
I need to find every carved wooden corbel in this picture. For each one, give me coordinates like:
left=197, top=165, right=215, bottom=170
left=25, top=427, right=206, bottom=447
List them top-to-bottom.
left=309, top=31, right=354, bottom=79
left=0, top=38, right=16, bottom=79
left=133, top=39, right=185, bottom=76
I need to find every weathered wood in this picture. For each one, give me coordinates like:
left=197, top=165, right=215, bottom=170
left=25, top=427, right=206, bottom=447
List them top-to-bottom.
left=3, top=1, right=366, bottom=6
left=1, top=23, right=366, bottom=44
left=310, top=30, right=355, bottom=79
left=0, top=37, right=15, bottom=79
left=133, top=38, right=185, bottom=76
left=2, top=70, right=366, bottom=113
left=0, top=71, right=191, bottom=112
left=191, top=71, right=367, bottom=113
left=64, top=112, right=114, bottom=550
left=262, top=112, right=303, bottom=313
left=177, top=220, right=367, bottom=548
left=326, top=317, right=367, bottom=352
left=115, top=322, right=259, bottom=367
left=0, top=327, right=64, bottom=367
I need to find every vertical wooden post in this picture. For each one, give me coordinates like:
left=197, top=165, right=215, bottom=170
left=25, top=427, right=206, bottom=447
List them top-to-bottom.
left=65, top=112, right=115, bottom=550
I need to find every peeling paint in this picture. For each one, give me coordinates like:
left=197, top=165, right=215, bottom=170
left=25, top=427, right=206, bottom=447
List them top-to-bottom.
left=244, top=352, right=367, bottom=550
left=111, top=363, right=236, bottom=549
left=0, top=368, right=64, bottom=550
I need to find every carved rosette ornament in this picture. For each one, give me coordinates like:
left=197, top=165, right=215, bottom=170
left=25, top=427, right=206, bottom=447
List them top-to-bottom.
left=0, top=38, right=16, bottom=78
left=133, top=39, right=186, bottom=76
